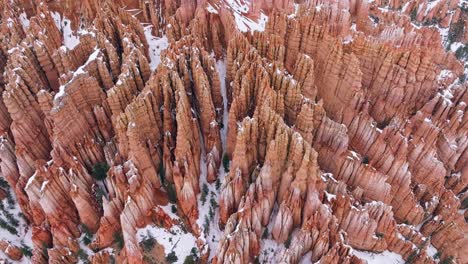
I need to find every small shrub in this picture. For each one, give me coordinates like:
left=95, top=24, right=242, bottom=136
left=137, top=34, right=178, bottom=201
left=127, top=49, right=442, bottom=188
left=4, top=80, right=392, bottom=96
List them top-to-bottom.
left=461, top=4, right=468, bottom=12
left=410, top=8, right=417, bottom=22
left=369, top=15, right=379, bottom=24
left=422, top=17, right=440, bottom=26
left=447, top=19, right=465, bottom=48
left=455, top=45, right=468, bottom=61
left=376, top=119, right=390, bottom=130
left=222, top=154, right=230, bottom=172
left=362, top=156, right=369, bottom=165
left=91, top=162, right=110, bottom=181
left=158, top=165, right=165, bottom=182
left=159, top=165, right=177, bottom=202
left=0, top=178, right=9, bottom=189
left=215, top=179, right=221, bottom=190
left=165, top=182, right=177, bottom=203
left=201, top=184, right=209, bottom=205
left=94, top=185, right=105, bottom=206
left=6, top=192, right=15, bottom=208
left=210, top=196, right=218, bottom=209
left=461, top=197, right=468, bottom=209
left=171, top=205, right=177, bottom=213
left=209, top=206, right=214, bottom=220
left=4, top=211, right=19, bottom=227
left=17, top=212, right=25, bottom=220
left=203, top=216, right=210, bottom=234
left=0, top=217, right=18, bottom=235
left=80, top=224, right=93, bottom=245
left=80, top=224, right=93, bottom=237
left=262, top=228, right=269, bottom=239
left=113, top=231, right=124, bottom=251
left=140, top=231, right=155, bottom=252
left=375, top=232, right=384, bottom=238
left=284, top=234, right=292, bottom=249
left=82, top=235, right=92, bottom=246
left=20, top=243, right=33, bottom=258
left=41, top=243, right=49, bottom=259
left=183, top=247, right=199, bottom=264
left=77, top=249, right=89, bottom=262
left=406, top=250, right=418, bottom=264
left=166, top=251, right=178, bottom=263
left=434, top=252, right=441, bottom=259
left=143, top=255, right=158, bottom=264
left=184, top=255, right=196, bottom=264
left=440, top=256, right=454, bottom=264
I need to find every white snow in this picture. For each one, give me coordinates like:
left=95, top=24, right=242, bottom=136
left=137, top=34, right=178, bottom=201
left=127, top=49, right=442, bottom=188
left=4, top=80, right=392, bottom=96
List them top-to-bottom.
left=225, top=0, right=269, bottom=32
left=425, top=0, right=441, bottom=16
left=402, top=2, right=411, bottom=12
left=288, top=3, right=300, bottom=18
left=207, top=4, right=219, bottom=14
left=19, top=12, right=29, bottom=28
left=51, top=12, right=80, bottom=49
left=144, top=25, right=169, bottom=71
left=450, top=42, right=464, bottom=53
left=54, top=48, right=100, bottom=100
left=187, top=58, right=230, bottom=261
left=215, top=59, right=228, bottom=146
left=437, top=69, right=453, bottom=81
left=0, top=187, right=34, bottom=263
left=325, top=191, right=337, bottom=202
left=137, top=224, right=197, bottom=263
left=77, top=232, right=97, bottom=264
left=258, top=238, right=282, bottom=262
left=426, top=242, right=438, bottom=258
left=353, top=250, right=404, bottom=264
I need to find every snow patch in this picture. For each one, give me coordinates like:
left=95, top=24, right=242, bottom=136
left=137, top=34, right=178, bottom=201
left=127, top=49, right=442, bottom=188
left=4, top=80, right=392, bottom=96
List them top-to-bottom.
left=225, top=0, right=269, bottom=32
left=425, top=0, right=441, bottom=16
left=207, top=4, right=219, bottom=14
left=19, top=12, right=29, bottom=28
left=51, top=12, right=80, bottom=49
left=144, top=25, right=169, bottom=71
left=450, top=42, right=464, bottom=53
left=54, top=48, right=100, bottom=100
left=215, top=59, right=228, bottom=145
left=437, top=69, right=453, bottom=81
left=0, top=187, right=34, bottom=264
left=137, top=224, right=197, bottom=263
left=258, top=238, right=282, bottom=262
left=353, top=250, right=404, bottom=264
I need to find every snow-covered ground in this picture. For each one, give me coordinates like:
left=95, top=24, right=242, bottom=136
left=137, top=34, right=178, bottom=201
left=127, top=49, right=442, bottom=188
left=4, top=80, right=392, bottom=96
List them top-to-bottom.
left=206, top=0, right=269, bottom=32
left=51, top=12, right=80, bottom=49
left=144, top=25, right=169, bottom=71
left=194, top=59, right=229, bottom=260
left=216, top=59, right=228, bottom=146
left=0, top=185, right=33, bottom=263
left=137, top=224, right=197, bottom=263
left=258, top=238, right=282, bottom=262
left=352, top=250, right=404, bottom=264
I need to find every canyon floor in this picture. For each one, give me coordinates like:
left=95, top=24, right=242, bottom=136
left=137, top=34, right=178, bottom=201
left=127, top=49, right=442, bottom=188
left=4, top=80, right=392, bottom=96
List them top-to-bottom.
left=0, top=0, right=466, bottom=263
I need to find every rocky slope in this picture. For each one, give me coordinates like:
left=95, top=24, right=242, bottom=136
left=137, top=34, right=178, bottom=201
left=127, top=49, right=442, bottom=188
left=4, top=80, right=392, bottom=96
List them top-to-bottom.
left=0, top=0, right=466, bottom=263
